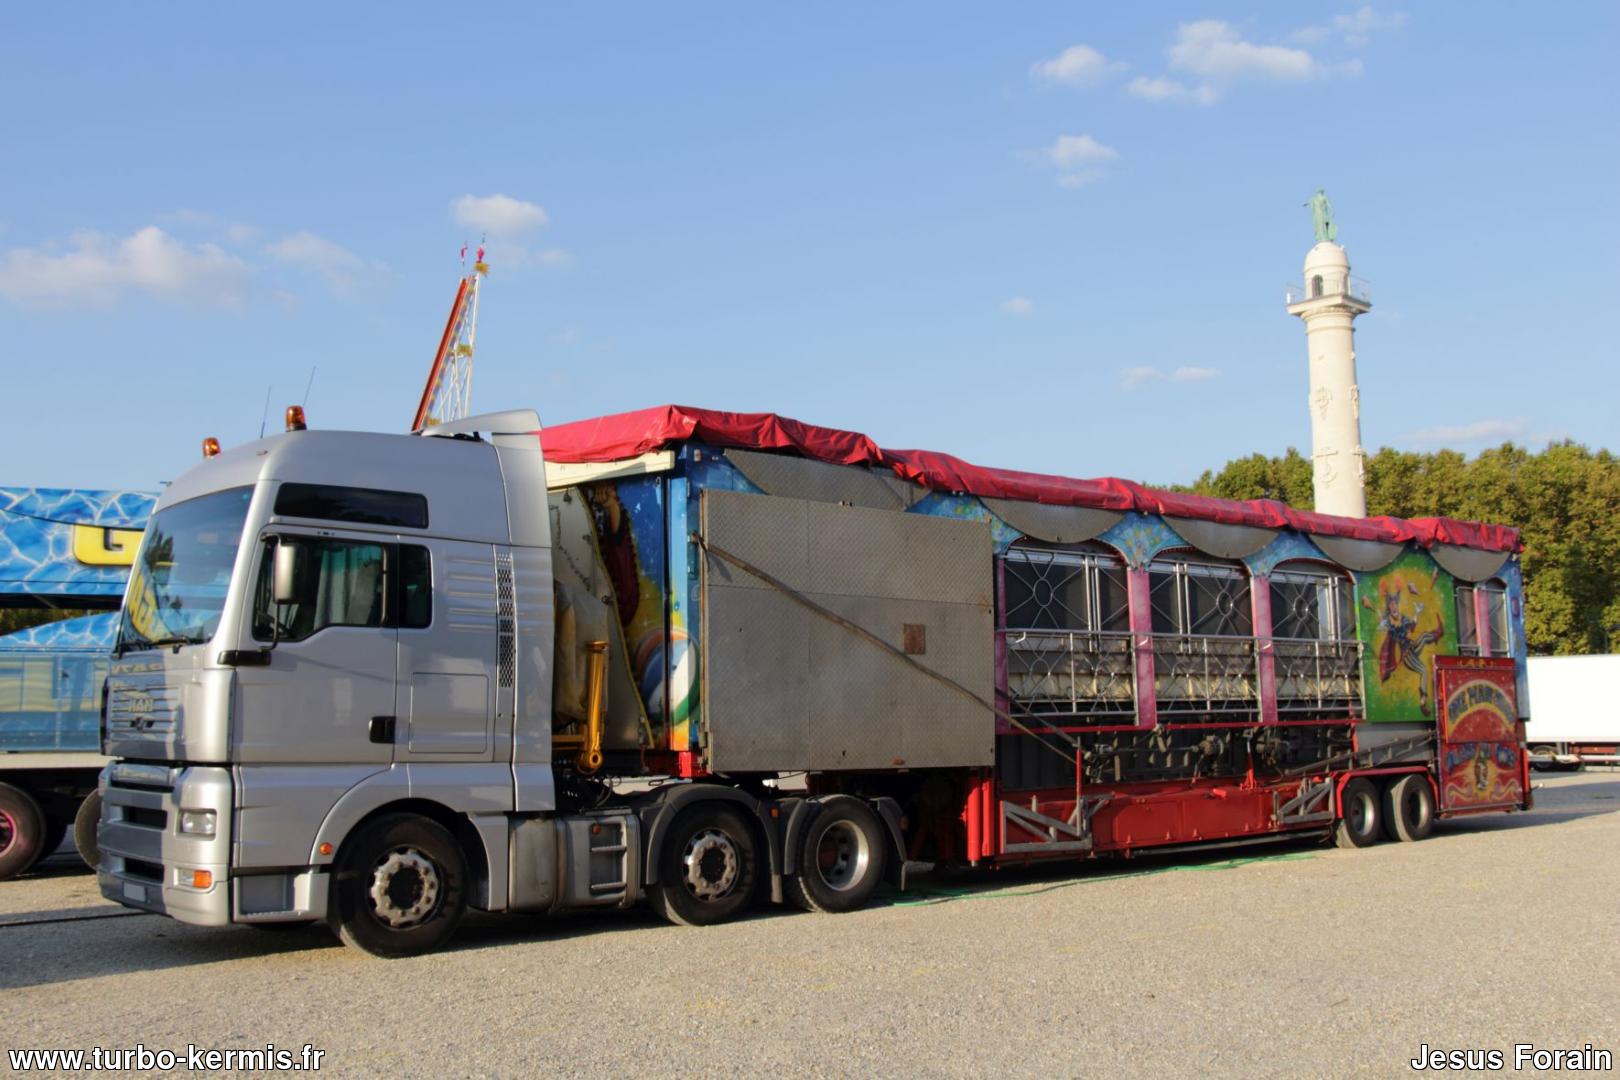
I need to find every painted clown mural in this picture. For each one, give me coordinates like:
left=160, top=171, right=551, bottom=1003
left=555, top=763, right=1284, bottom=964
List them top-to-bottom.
left=583, top=478, right=696, bottom=751
left=1356, top=550, right=1458, bottom=723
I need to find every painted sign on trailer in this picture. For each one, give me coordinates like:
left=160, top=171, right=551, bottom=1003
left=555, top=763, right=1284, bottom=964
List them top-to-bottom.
left=1435, top=657, right=1523, bottom=812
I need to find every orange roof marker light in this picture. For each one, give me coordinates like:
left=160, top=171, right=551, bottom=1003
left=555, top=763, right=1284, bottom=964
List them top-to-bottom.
left=285, top=405, right=307, bottom=432
left=202, top=437, right=221, bottom=458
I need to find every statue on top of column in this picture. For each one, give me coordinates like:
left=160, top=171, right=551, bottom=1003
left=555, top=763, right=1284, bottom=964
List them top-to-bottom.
left=1307, top=188, right=1337, bottom=244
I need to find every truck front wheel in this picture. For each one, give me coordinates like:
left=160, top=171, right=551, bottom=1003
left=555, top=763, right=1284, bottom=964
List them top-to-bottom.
left=0, top=783, right=46, bottom=880
left=786, top=799, right=887, bottom=913
left=648, top=804, right=759, bottom=927
left=329, top=814, right=469, bottom=958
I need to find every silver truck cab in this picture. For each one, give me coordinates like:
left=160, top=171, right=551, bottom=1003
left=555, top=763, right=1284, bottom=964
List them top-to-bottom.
left=98, top=411, right=560, bottom=951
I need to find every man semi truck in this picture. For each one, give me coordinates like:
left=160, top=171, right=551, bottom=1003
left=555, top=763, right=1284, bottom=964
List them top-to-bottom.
left=99, top=405, right=1532, bottom=957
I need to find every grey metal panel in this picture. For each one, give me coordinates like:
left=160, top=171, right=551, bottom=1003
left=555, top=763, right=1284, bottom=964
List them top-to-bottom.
left=726, top=449, right=905, bottom=512
left=701, top=490, right=994, bottom=772
left=983, top=498, right=1123, bottom=545
left=1164, top=516, right=1277, bottom=560
left=1311, top=534, right=1404, bottom=572
left=1430, top=544, right=1510, bottom=583
left=1354, top=722, right=1434, bottom=763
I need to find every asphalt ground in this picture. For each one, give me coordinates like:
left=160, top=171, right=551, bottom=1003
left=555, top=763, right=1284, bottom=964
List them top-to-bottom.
left=2, top=771, right=1616, bottom=1078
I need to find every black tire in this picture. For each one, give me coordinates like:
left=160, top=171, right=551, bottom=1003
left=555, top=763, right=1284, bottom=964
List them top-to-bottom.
left=1530, top=745, right=1558, bottom=772
left=1382, top=774, right=1436, bottom=843
left=1334, top=778, right=1382, bottom=849
left=0, top=783, right=46, bottom=880
left=74, top=791, right=103, bottom=870
left=786, top=798, right=887, bottom=914
left=647, top=803, right=759, bottom=927
left=328, top=814, right=468, bottom=958
left=29, top=817, right=69, bottom=872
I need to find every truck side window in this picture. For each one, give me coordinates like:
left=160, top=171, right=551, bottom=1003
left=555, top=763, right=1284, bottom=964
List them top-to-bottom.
left=253, top=539, right=388, bottom=642
left=399, top=545, right=432, bottom=629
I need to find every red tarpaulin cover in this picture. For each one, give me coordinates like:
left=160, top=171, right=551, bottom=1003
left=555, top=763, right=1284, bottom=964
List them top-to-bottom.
left=539, top=405, right=1521, bottom=554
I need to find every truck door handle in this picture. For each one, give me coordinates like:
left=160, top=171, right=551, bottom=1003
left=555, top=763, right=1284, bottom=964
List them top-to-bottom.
left=369, top=716, right=397, bottom=744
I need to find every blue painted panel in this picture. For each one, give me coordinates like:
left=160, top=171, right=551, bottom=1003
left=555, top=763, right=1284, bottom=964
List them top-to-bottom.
left=0, top=487, right=157, bottom=600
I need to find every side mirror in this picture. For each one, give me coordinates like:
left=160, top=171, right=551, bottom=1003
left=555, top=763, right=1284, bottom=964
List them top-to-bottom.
left=273, top=541, right=302, bottom=604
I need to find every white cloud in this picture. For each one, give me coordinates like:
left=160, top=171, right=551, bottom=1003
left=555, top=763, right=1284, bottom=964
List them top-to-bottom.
left=1321, top=6, right=1409, bottom=47
left=1170, top=20, right=1320, bottom=81
left=1031, top=44, right=1126, bottom=85
left=1125, top=76, right=1219, bottom=106
left=1042, top=134, right=1119, bottom=187
left=452, top=193, right=550, bottom=236
left=162, top=209, right=260, bottom=247
left=0, top=226, right=249, bottom=308
left=264, top=231, right=387, bottom=294
left=1001, top=297, right=1034, bottom=316
left=1120, top=365, right=1221, bottom=390
left=1402, top=418, right=1528, bottom=447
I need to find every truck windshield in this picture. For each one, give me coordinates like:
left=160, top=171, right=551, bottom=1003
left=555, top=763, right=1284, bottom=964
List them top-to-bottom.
left=117, top=486, right=254, bottom=652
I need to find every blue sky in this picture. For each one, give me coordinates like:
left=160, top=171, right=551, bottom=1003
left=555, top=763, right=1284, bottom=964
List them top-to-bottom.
left=2, top=3, right=1616, bottom=492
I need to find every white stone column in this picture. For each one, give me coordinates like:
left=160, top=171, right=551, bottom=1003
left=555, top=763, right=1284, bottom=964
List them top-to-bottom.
left=1287, top=241, right=1371, bottom=518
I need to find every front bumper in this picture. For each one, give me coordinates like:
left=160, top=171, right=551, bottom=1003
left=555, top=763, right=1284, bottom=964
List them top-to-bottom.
left=97, top=763, right=234, bottom=926
left=97, top=763, right=332, bottom=926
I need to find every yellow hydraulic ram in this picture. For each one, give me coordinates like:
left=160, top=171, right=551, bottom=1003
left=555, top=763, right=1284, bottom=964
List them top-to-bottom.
left=577, top=640, right=608, bottom=773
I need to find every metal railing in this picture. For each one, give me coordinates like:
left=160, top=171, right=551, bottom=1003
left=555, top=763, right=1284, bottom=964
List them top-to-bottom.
left=1284, top=275, right=1372, bottom=306
left=1002, top=629, right=1136, bottom=723
left=1000, top=630, right=1364, bottom=726
left=1152, top=634, right=1260, bottom=716
left=1272, top=638, right=1362, bottom=715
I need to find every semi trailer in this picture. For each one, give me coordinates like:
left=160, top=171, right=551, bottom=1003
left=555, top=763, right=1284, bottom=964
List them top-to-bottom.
left=99, top=405, right=1532, bottom=957
left=0, top=486, right=153, bottom=879
left=1525, top=655, right=1620, bottom=768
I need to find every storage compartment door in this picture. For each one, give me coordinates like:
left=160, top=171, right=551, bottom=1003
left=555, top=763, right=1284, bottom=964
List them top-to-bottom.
left=700, top=490, right=994, bottom=773
left=1435, top=657, right=1526, bottom=812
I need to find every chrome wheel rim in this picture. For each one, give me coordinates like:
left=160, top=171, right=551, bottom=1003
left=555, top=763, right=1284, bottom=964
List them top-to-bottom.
left=1351, top=793, right=1375, bottom=834
left=0, top=809, right=14, bottom=855
left=812, top=819, right=870, bottom=893
left=681, top=827, right=739, bottom=902
left=367, top=847, right=442, bottom=928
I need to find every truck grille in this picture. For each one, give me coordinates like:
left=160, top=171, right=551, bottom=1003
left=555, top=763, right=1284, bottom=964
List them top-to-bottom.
left=107, top=683, right=181, bottom=736
left=123, top=858, right=164, bottom=883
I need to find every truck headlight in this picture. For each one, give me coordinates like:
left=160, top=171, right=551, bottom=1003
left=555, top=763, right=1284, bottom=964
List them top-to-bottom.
left=179, top=809, right=216, bottom=836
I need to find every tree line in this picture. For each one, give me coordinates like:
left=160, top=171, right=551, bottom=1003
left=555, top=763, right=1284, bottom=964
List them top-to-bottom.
left=1181, top=442, right=1620, bottom=655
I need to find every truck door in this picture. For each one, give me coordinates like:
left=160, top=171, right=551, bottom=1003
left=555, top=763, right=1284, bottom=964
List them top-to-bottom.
left=234, top=529, right=398, bottom=765
left=391, top=538, right=501, bottom=762
left=1434, top=656, right=1527, bottom=812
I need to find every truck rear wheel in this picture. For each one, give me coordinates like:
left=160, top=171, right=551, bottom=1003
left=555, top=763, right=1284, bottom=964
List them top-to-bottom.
left=1382, top=774, right=1435, bottom=842
left=1334, top=778, right=1382, bottom=849
left=0, top=783, right=46, bottom=880
left=74, top=791, right=103, bottom=870
left=786, top=798, right=887, bottom=913
left=648, top=804, right=759, bottom=927
left=329, top=813, right=469, bottom=958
